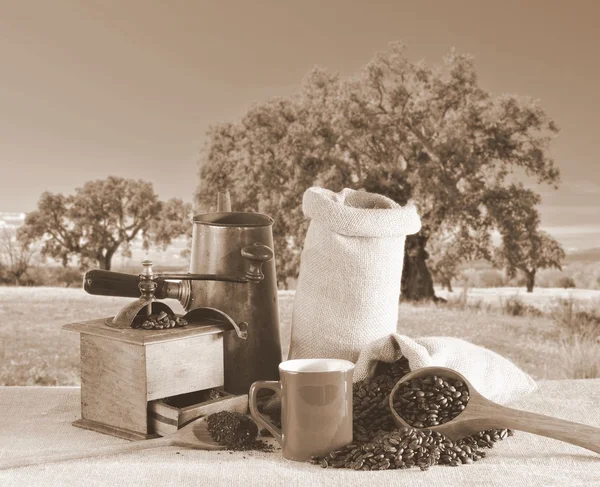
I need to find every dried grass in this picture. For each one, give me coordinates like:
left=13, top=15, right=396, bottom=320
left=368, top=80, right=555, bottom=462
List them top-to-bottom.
left=1, top=287, right=598, bottom=385
left=549, top=297, right=600, bottom=337
left=557, top=335, right=600, bottom=379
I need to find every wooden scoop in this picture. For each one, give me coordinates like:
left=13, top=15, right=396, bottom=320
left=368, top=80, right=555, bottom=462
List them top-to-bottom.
left=389, top=366, right=600, bottom=454
left=0, top=417, right=224, bottom=470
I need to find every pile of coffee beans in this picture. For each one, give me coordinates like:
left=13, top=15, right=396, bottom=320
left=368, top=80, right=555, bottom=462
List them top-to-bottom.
left=132, top=310, right=188, bottom=330
left=311, top=358, right=513, bottom=471
left=352, top=359, right=410, bottom=442
left=391, top=374, right=470, bottom=427
left=206, top=411, right=274, bottom=452
left=313, top=427, right=515, bottom=471
left=314, top=428, right=455, bottom=470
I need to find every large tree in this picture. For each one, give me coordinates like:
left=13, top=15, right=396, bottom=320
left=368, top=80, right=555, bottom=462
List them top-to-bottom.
left=196, top=43, right=560, bottom=299
left=19, top=176, right=192, bottom=270
left=488, top=184, right=565, bottom=292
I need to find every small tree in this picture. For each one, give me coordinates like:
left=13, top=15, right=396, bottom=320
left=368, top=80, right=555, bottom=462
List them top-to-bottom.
left=20, top=176, right=192, bottom=270
left=488, top=183, right=564, bottom=292
left=0, top=228, right=37, bottom=284
left=494, top=232, right=564, bottom=292
left=557, top=276, right=576, bottom=289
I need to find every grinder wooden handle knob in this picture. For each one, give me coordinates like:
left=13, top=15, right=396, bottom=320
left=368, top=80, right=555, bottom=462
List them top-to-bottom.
left=241, top=242, right=273, bottom=282
left=83, top=269, right=170, bottom=299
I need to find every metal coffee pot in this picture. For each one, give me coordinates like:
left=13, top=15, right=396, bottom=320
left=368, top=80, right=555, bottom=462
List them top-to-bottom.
left=83, top=205, right=282, bottom=395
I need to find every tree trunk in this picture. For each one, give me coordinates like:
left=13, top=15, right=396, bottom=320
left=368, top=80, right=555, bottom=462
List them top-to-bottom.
left=401, top=234, right=438, bottom=302
left=97, top=252, right=114, bottom=270
left=525, top=269, right=536, bottom=293
left=443, top=278, right=453, bottom=293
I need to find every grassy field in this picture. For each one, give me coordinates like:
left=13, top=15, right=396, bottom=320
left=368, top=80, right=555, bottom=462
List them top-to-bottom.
left=0, top=286, right=598, bottom=386
left=436, top=286, right=600, bottom=310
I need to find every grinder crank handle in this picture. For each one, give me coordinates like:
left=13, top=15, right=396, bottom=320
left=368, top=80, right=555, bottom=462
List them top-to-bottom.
left=83, top=243, right=274, bottom=298
left=83, top=270, right=171, bottom=299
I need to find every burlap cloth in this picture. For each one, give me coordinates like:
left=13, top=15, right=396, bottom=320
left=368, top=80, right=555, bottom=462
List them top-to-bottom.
left=1, top=385, right=598, bottom=486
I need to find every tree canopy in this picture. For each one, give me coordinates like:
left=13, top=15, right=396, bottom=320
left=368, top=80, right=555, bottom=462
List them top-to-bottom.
left=196, top=42, right=561, bottom=296
left=20, top=176, right=192, bottom=270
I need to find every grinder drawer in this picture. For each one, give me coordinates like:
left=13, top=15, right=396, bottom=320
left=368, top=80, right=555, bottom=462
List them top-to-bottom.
left=148, top=388, right=248, bottom=436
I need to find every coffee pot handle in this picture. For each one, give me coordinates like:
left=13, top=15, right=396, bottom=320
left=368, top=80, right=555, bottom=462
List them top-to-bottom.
left=241, top=243, right=274, bottom=282
left=249, top=381, right=283, bottom=445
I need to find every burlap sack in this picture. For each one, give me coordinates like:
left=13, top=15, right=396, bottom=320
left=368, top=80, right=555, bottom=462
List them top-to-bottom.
left=288, top=186, right=422, bottom=362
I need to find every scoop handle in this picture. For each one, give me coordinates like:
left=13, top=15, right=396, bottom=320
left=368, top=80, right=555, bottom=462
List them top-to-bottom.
left=492, top=403, right=600, bottom=454
left=0, top=436, right=173, bottom=470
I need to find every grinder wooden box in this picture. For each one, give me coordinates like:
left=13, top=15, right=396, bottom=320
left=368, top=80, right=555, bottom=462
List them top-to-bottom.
left=63, top=317, right=236, bottom=440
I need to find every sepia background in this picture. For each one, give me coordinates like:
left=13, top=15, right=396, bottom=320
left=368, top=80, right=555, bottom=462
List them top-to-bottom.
left=1, top=0, right=599, bottom=386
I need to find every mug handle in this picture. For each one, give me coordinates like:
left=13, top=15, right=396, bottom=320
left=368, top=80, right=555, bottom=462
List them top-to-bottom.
left=249, top=380, right=283, bottom=445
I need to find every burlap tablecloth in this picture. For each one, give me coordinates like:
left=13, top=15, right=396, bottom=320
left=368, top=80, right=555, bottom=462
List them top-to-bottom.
left=0, top=383, right=598, bottom=486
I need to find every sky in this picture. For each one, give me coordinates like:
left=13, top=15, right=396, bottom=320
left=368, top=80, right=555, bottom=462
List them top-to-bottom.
left=0, top=0, right=599, bottom=250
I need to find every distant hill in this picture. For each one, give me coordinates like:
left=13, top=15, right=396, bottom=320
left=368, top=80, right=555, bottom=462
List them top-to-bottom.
left=565, top=247, right=600, bottom=264
left=457, top=248, right=600, bottom=271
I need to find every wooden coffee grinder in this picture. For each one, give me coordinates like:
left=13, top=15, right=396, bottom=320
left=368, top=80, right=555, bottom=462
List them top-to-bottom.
left=63, top=192, right=282, bottom=440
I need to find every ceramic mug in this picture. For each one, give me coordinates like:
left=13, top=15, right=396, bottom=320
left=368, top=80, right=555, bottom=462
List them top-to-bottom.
left=249, top=358, right=354, bottom=461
